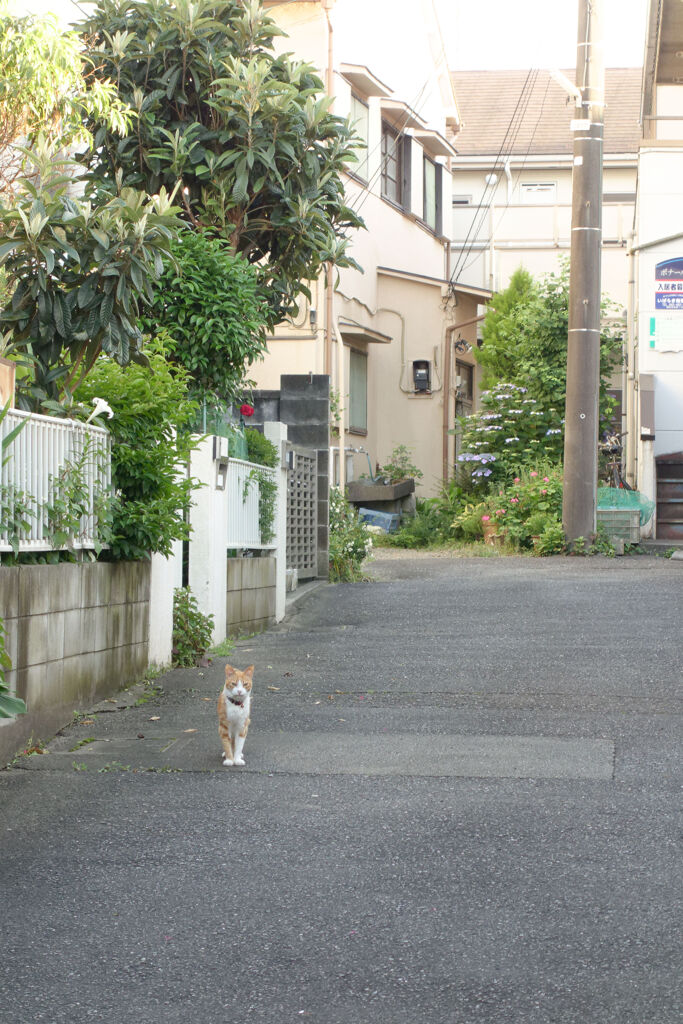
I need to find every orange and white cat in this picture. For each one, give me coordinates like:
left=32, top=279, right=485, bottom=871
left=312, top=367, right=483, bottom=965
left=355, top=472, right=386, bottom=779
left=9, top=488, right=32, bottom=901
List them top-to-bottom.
left=217, top=664, right=254, bottom=767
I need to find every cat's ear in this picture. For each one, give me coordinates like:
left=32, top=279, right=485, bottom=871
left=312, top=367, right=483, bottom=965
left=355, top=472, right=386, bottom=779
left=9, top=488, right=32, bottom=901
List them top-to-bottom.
left=225, top=664, right=235, bottom=679
left=243, top=665, right=254, bottom=679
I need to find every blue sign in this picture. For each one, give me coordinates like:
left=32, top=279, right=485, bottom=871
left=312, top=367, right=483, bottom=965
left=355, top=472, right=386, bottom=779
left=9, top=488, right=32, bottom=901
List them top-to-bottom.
left=655, top=257, right=683, bottom=309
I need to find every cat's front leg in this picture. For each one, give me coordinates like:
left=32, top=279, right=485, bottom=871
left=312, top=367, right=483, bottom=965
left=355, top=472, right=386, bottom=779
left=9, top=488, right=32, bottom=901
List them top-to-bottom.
left=219, top=725, right=234, bottom=766
left=232, top=730, right=247, bottom=766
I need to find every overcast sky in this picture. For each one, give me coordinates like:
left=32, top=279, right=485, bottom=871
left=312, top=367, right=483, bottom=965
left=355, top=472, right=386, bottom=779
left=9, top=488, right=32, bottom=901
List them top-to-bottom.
left=18, top=0, right=650, bottom=71
left=435, top=0, right=649, bottom=70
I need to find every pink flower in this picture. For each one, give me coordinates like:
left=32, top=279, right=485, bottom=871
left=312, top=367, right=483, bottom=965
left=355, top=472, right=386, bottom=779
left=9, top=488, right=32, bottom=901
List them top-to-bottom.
left=530, top=471, right=538, bottom=478
left=543, top=476, right=550, bottom=482
left=514, top=477, right=520, bottom=483
left=541, top=489, right=548, bottom=495
left=510, top=497, right=519, bottom=504
left=481, top=515, right=491, bottom=522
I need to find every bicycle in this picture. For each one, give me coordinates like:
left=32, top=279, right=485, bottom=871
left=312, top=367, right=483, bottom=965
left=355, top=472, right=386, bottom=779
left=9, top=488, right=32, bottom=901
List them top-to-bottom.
left=599, top=430, right=632, bottom=490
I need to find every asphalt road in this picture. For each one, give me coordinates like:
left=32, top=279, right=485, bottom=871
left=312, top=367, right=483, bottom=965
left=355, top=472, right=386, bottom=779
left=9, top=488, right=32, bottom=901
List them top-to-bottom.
left=1, top=551, right=681, bottom=1024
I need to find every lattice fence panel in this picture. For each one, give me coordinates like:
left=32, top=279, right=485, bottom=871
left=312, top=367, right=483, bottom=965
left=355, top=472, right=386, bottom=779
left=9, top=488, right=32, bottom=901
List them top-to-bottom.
left=287, top=447, right=318, bottom=579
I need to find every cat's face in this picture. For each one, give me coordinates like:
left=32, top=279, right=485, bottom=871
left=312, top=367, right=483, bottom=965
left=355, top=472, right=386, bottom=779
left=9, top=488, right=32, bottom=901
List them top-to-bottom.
left=223, top=664, right=254, bottom=707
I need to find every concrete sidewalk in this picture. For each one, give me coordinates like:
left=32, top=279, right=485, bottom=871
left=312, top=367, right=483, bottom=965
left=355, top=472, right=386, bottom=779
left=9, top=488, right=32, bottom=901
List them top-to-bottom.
left=1, top=551, right=681, bottom=1024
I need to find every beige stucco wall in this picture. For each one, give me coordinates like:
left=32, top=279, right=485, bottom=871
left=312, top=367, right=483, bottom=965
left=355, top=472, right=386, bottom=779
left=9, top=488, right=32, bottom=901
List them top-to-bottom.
left=253, top=0, right=470, bottom=498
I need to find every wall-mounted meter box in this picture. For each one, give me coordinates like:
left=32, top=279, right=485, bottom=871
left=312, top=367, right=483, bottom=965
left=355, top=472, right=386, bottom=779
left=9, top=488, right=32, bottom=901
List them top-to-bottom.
left=412, top=360, right=431, bottom=392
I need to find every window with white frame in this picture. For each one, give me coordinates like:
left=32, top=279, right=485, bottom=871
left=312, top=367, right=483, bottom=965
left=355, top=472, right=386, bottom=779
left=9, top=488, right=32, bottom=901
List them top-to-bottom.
left=349, top=94, right=369, bottom=181
left=381, top=122, right=402, bottom=205
left=423, top=156, right=437, bottom=230
left=519, top=182, right=557, bottom=204
left=348, top=348, right=367, bottom=433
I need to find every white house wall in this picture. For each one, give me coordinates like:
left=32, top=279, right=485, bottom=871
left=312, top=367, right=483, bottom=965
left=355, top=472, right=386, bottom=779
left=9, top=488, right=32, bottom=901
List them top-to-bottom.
left=635, top=146, right=683, bottom=458
left=450, top=164, right=635, bottom=307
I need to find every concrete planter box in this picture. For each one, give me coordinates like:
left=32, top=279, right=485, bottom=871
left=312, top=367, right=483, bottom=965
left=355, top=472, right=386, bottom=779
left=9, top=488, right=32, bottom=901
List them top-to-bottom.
left=346, top=479, right=415, bottom=504
left=346, top=479, right=417, bottom=517
left=0, top=561, right=150, bottom=764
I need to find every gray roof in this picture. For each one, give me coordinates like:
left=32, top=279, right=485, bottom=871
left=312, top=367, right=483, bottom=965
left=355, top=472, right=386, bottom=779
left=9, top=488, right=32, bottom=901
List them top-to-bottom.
left=450, top=68, right=642, bottom=157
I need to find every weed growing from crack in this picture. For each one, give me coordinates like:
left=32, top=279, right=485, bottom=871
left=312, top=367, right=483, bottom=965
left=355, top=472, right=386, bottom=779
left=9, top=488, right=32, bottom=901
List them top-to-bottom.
left=69, top=737, right=96, bottom=752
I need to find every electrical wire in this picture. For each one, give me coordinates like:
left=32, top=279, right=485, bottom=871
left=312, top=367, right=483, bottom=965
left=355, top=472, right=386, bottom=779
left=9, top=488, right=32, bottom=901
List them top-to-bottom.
left=448, top=68, right=537, bottom=287
left=449, top=69, right=537, bottom=284
left=458, top=71, right=553, bottom=278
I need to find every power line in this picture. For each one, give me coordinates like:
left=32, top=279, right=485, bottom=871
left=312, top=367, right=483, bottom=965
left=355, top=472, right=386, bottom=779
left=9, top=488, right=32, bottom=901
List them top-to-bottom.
left=449, top=68, right=537, bottom=287
left=449, top=69, right=537, bottom=284
left=458, top=72, right=552, bottom=278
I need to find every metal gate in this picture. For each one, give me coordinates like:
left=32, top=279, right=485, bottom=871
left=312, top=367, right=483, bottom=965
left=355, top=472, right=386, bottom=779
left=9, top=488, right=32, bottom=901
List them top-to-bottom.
left=286, top=445, right=318, bottom=580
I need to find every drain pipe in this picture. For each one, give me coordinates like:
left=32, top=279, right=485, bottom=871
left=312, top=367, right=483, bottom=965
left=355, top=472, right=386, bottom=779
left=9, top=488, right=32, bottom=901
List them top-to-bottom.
left=323, top=0, right=335, bottom=376
left=626, top=238, right=636, bottom=485
left=332, top=316, right=346, bottom=489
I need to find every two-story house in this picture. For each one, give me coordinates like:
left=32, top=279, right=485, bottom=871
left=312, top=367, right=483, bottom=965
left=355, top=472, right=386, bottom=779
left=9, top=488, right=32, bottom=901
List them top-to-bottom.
left=253, top=0, right=491, bottom=494
left=448, top=67, right=641, bottom=431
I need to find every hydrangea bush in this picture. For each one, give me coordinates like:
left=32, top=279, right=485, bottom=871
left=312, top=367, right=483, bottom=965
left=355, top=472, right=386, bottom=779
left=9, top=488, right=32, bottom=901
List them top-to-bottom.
left=454, top=383, right=563, bottom=486
left=452, top=465, right=565, bottom=555
left=487, top=466, right=564, bottom=553
left=329, top=487, right=372, bottom=582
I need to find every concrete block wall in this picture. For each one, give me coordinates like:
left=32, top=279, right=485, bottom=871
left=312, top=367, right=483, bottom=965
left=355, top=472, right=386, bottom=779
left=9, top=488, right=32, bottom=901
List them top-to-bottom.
left=252, top=375, right=330, bottom=578
left=226, top=556, right=276, bottom=636
left=0, top=561, right=150, bottom=764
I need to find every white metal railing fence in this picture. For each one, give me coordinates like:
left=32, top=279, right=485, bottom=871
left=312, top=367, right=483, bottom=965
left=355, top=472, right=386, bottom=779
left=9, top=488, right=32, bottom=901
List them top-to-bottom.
left=0, top=409, right=112, bottom=553
left=226, top=457, right=277, bottom=549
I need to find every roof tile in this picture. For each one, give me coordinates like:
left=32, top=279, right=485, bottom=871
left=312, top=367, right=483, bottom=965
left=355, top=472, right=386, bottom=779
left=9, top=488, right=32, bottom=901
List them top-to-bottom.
left=450, top=69, right=641, bottom=156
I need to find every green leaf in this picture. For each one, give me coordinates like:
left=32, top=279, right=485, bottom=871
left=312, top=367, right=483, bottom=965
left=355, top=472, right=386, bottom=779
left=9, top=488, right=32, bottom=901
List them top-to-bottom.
left=100, top=292, right=114, bottom=328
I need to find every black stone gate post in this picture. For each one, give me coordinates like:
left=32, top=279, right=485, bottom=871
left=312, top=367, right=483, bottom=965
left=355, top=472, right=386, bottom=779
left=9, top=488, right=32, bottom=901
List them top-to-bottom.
left=251, top=375, right=330, bottom=579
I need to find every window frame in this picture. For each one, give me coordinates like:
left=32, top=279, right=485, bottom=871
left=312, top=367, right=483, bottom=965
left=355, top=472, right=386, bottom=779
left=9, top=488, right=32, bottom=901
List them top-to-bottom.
left=349, top=93, right=369, bottom=182
left=381, top=121, right=403, bottom=207
left=422, top=155, right=443, bottom=235
left=423, top=155, right=437, bottom=231
left=519, top=182, right=557, bottom=204
left=348, top=347, right=368, bottom=434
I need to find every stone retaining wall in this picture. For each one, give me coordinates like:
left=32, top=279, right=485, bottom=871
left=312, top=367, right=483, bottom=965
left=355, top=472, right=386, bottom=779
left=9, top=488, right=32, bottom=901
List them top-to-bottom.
left=0, top=561, right=149, bottom=764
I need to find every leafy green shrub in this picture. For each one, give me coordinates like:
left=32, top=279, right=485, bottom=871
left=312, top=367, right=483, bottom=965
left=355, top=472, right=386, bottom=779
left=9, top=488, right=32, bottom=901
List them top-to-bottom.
left=79, top=0, right=363, bottom=328
left=0, top=145, right=180, bottom=409
left=139, top=232, right=269, bottom=403
left=475, top=264, right=622, bottom=425
left=75, top=339, right=200, bottom=560
left=455, top=382, right=563, bottom=487
left=244, top=427, right=278, bottom=545
left=245, top=428, right=278, bottom=468
left=376, top=445, right=423, bottom=484
left=484, top=466, right=564, bottom=553
left=383, top=481, right=468, bottom=548
left=329, top=487, right=372, bottom=582
left=452, top=501, right=488, bottom=541
left=172, top=588, right=214, bottom=667
left=0, top=616, right=26, bottom=717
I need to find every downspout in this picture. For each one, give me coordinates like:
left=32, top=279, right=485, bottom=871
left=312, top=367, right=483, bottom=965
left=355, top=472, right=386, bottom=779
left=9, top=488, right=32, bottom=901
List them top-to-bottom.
left=324, top=0, right=335, bottom=376
left=445, top=156, right=453, bottom=283
left=626, top=237, right=636, bottom=485
left=441, top=313, right=487, bottom=485
left=332, top=317, right=346, bottom=489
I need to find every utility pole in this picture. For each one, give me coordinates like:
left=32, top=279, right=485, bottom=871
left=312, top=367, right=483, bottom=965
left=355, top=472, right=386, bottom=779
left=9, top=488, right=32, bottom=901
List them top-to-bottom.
left=562, top=0, right=605, bottom=545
